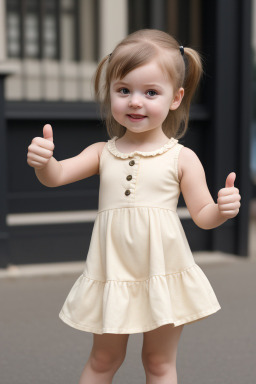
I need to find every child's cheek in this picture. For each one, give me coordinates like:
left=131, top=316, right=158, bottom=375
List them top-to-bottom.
left=111, top=101, right=124, bottom=125
left=111, top=101, right=119, bottom=116
left=149, top=103, right=166, bottom=121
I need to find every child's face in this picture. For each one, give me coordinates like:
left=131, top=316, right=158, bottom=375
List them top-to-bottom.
left=110, top=61, right=183, bottom=135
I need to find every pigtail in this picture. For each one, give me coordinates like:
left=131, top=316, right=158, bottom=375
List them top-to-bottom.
left=162, top=47, right=202, bottom=139
left=177, top=47, right=203, bottom=138
left=93, top=54, right=126, bottom=139
left=93, top=54, right=113, bottom=137
left=94, top=55, right=110, bottom=101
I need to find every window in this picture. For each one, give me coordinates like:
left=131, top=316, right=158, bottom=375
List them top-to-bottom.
left=4, top=0, right=112, bottom=101
left=6, top=0, right=99, bottom=61
left=6, top=0, right=21, bottom=57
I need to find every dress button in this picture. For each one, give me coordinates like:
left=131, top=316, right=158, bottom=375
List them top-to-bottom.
left=129, top=160, right=135, bottom=166
left=126, top=175, right=132, bottom=181
left=125, top=190, right=131, bottom=196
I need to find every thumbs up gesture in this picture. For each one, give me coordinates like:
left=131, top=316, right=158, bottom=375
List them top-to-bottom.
left=27, top=124, right=55, bottom=169
left=217, top=172, right=241, bottom=219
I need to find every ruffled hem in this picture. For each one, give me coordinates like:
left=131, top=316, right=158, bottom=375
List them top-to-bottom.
left=107, top=136, right=178, bottom=159
left=59, top=264, right=221, bottom=334
left=59, top=306, right=220, bottom=334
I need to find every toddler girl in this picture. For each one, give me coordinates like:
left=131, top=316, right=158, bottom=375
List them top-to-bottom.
left=27, top=29, right=241, bottom=384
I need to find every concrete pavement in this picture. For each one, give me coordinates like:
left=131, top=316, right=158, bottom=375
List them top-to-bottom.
left=0, top=255, right=256, bottom=384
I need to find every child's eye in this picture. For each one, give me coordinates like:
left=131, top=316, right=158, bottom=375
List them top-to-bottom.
left=119, top=88, right=130, bottom=95
left=146, top=90, right=158, bottom=97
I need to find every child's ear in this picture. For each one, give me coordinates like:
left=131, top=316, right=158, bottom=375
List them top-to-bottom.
left=170, top=87, right=184, bottom=110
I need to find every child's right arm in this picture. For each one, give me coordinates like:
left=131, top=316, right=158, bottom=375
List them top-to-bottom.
left=27, top=124, right=105, bottom=187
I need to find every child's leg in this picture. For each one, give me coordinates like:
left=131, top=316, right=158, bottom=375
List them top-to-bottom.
left=141, top=324, right=184, bottom=384
left=79, top=332, right=129, bottom=384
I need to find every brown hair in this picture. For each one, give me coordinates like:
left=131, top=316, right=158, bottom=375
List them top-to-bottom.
left=94, top=29, right=203, bottom=139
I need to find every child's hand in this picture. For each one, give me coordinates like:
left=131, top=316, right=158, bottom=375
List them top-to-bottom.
left=27, top=124, right=55, bottom=170
left=217, top=172, right=241, bottom=219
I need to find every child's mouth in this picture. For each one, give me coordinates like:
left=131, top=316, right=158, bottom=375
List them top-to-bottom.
left=127, top=114, right=146, bottom=121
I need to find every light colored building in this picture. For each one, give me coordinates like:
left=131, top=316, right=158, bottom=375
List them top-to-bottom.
left=0, top=0, right=128, bottom=101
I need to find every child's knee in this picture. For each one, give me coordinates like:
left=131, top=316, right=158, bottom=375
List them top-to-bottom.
left=90, top=350, right=125, bottom=373
left=142, top=353, right=176, bottom=377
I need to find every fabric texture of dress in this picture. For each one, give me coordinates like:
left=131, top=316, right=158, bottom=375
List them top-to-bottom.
left=59, top=136, right=221, bottom=334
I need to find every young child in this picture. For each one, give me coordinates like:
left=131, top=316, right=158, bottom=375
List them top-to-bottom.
left=27, top=29, right=241, bottom=384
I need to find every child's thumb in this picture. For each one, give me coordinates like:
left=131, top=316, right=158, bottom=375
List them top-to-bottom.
left=43, top=124, right=54, bottom=142
left=225, top=172, right=236, bottom=188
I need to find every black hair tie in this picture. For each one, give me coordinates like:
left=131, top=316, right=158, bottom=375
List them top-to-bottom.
left=179, top=46, right=184, bottom=56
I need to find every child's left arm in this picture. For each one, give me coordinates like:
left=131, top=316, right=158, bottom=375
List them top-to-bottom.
left=178, top=147, right=241, bottom=230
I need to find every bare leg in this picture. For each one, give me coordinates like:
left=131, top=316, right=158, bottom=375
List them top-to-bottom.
left=141, top=324, right=184, bottom=384
left=79, top=333, right=129, bottom=384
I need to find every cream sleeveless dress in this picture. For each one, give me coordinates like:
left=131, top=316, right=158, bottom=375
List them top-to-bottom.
left=59, top=136, right=221, bottom=334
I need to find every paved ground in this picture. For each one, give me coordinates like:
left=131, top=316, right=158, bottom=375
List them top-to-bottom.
left=0, top=255, right=256, bottom=384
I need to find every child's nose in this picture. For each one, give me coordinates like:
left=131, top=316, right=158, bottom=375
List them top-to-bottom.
left=128, top=93, right=143, bottom=108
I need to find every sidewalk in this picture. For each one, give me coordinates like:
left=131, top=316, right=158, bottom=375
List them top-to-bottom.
left=0, top=255, right=255, bottom=384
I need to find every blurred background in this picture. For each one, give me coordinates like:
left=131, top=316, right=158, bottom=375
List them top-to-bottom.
left=0, top=0, right=255, bottom=267
left=0, top=2, right=256, bottom=384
